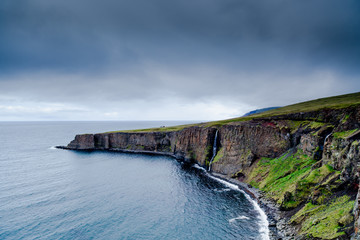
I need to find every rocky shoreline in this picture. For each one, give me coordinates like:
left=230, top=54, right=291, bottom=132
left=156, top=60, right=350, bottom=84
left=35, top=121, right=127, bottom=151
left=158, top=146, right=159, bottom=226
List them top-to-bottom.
left=210, top=172, right=297, bottom=240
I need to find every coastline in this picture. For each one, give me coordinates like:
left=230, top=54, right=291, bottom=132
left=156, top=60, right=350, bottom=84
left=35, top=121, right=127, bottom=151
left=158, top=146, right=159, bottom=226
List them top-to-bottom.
left=56, top=146, right=293, bottom=239
left=210, top=172, right=297, bottom=240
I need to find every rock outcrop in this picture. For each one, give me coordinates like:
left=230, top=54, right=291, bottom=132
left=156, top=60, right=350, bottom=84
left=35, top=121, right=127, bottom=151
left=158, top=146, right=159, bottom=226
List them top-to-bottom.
left=64, top=120, right=292, bottom=175
left=211, top=121, right=291, bottom=175
left=66, top=127, right=217, bottom=165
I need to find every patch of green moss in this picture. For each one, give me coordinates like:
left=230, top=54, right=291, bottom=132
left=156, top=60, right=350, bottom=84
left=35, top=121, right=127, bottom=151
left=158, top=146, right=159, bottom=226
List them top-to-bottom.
left=341, top=114, right=350, bottom=124
left=285, top=120, right=326, bottom=134
left=286, top=120, right=309, bottom=133
left=307, top=121, right=326, bottom=129
left=333, top=128, right=359, bottom=139
left=205, top=145, right=212, bottom=157
left=212, top=147, right=224, bottom=164
left=246, top=149, right=344, bottom=211
left=247, top=149, right=350, bottom=239
left=188, top=150, right=196, bottom=160
left=246, top=151, right=316, bottom=204
left=246, top=158, right=271, bottom=188
left=303, top=164, right=334, bottom=183
left=248, top=180, right=260, bottom=188
left=291, top=195, right=354, bottom=239
left=281, top=200, right=299, bottom=209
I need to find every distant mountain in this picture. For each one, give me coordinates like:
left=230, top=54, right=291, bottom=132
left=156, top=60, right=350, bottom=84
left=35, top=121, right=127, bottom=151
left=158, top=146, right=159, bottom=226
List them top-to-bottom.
left=242, top=107, right=280, bottom=117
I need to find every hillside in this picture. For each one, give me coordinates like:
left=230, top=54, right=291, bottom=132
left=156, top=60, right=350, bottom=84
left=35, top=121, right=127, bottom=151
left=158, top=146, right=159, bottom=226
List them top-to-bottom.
left=111, top=92, right=360, bottom=133
left=242, top=107, right=281, bottom=117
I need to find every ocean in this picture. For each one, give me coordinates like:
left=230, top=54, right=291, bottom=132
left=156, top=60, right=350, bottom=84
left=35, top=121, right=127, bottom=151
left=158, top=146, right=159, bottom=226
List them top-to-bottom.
left=0, top=121, right=268, bottom=240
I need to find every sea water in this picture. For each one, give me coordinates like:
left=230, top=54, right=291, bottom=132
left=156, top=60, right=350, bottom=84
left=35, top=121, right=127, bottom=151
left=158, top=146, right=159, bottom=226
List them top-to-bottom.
left=0, top=121, right=268, bottom=239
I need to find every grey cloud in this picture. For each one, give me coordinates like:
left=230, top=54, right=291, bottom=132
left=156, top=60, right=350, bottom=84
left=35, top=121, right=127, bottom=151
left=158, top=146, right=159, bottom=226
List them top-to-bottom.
left=0, top=0, right=359, bottom=120
left=1, top=0, right=360, bottom=73
left=1, top=67, right=358, bottom=108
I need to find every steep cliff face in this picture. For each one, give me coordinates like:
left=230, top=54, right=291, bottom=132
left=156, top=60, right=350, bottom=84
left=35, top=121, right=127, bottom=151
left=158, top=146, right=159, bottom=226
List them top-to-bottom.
left=62, top=104, right=360, bottom=239
left=241, top=106, right=360, bottom=239
left=211, top=120, right=291, bottom=175
left=65, top=121, right=292, bottom=175
left=66, top=127, right=217, bottom=164
left=323, top=133, right=360, bottom=184
left=67, top=134, right=95, bottom=149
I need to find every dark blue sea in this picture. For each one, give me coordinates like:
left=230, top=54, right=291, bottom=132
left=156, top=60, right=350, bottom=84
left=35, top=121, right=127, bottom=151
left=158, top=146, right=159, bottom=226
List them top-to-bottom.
left=0, top=121, right=269, bottom=240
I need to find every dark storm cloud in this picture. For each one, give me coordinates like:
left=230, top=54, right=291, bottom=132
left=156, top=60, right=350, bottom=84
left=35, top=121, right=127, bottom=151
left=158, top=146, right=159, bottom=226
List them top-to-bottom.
left=0, top=0, right=360, bottom=120
left=1, top=0, right=359, bottom=72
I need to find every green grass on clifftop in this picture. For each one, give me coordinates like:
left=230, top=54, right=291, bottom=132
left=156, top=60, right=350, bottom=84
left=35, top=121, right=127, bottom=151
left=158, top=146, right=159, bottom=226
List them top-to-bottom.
left=205, top=91, right=360, bottom=127
left=254, top=91, right=360, bottom=116
left=114, top=92, right=360, bottom=132
left=105, top=123, right=198, bottom=133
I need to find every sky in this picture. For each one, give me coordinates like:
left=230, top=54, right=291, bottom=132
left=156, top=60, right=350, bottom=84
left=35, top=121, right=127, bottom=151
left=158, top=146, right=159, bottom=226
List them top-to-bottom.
left=1, top=0, right=360, bottom=121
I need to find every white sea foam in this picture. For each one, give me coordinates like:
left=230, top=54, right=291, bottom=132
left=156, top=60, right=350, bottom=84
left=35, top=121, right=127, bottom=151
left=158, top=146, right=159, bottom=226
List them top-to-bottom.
left=48, top=146, right=57, bottom=150
left=192, top=164, right=270, bottom=239
left=193, top=164, right=206, bottom=171
left=206, top=174, right=270, bottom=240
left=213, top=188, right=231, bottom=193
left=243, top=192, right=270, bottom=240
left=229, top=215, right=250, bottom=223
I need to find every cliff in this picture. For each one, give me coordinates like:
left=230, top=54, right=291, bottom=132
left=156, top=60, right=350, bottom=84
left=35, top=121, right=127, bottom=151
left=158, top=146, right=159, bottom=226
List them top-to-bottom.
left=60, top=92, right=360, bottom=239
left=66, top=126, right=217, bottom=165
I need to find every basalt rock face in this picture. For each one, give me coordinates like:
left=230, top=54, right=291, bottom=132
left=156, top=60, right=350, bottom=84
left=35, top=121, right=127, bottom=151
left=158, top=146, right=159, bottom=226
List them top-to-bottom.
left=65, top=121, right=292, bottom=175
left=211, top=121, right=291, bottom=175
left=66, top=127, right=217, bottom=164
left=170, top=127, right=216, bottom=165
left=290, top=129, right=360, bottom=239
left=67, top=134, right=95, bottom=149
left=321, top=134, right=360, bottom=240
left=323, top=136, right=360, bottom=184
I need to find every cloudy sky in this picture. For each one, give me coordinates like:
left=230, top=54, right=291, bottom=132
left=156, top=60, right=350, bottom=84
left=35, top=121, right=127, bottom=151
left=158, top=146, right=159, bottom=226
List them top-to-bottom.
left=1, top=0, right=359, bottom=121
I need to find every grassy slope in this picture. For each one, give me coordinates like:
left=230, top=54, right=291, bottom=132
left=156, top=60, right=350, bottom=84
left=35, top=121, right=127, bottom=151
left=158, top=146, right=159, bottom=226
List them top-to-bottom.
left=205, top=91, right=360, bottom=127
left=114, top=92, right=360, bottom=133
left=245, top=149, right=354, bottom=239
left=291, top=196, right=354, bottom=239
